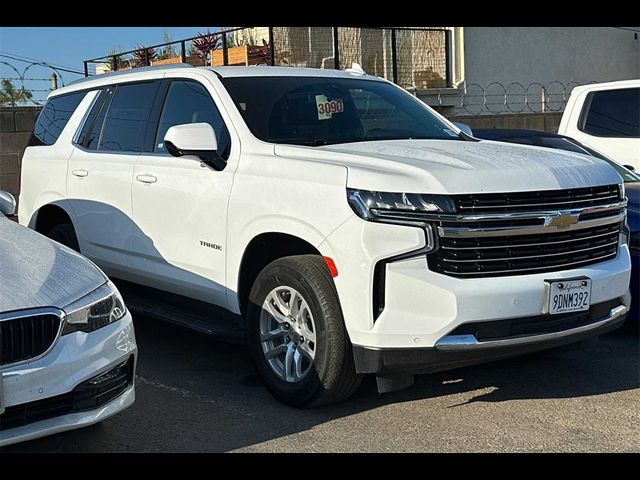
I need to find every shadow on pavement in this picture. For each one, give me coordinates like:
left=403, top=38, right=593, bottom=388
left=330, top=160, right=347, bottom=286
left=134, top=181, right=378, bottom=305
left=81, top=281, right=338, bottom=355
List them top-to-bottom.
left=4, top=316, right=638, bottom=452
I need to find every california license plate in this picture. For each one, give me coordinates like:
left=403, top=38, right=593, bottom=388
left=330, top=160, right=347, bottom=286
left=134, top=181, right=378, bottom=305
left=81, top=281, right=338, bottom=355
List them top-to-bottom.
left=547, top=278, right=592, bottom=315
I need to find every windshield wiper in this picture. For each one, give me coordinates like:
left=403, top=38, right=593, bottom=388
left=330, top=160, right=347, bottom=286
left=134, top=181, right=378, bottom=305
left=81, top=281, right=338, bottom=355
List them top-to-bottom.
left=272, top=138, right=332, bottom=147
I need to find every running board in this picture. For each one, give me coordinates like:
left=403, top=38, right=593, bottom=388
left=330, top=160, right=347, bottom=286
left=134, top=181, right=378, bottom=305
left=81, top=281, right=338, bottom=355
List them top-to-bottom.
left=112, top=279, right=245, bottom=344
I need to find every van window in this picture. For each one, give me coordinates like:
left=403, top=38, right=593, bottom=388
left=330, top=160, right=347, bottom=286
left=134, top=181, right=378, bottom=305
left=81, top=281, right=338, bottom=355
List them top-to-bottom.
left=154, top=80, right=230, bottom=157
left=98, top=81, right=160, bottom=152
left=581, top=88, right=640, bottom=138
left=30, top=91, right=86, bottom=146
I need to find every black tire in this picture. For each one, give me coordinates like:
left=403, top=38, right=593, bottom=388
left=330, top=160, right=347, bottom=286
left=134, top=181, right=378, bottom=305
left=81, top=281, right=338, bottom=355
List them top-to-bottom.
left=46, top=223, right=80, bottom=252
left=247, top=255, right=362, bottom=407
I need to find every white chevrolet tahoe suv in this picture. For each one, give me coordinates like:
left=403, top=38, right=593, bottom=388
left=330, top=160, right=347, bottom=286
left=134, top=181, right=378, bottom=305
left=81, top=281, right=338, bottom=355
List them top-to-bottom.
left=19, top=65, right=632, bottom=406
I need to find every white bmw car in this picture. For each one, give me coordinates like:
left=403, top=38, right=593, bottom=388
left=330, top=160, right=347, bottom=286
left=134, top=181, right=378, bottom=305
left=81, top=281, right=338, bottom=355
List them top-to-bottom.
left=0, top=191, right=136, bottom=446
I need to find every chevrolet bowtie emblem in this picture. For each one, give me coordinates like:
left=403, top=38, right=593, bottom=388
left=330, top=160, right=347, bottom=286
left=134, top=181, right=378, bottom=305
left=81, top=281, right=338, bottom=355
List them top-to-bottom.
left=548, top=212, right=580, bottom=229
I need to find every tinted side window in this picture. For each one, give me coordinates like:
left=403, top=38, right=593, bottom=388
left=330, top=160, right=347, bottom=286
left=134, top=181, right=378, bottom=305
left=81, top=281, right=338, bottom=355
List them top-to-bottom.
left=154, top=80, right=230, bottom=157
left=99, top=82, right=160, bottom=152
left=77, top=88, right=111, bottom=150
left=582, top=88, right=640, bottom=138
left=30, top=91, right=86, bottom=146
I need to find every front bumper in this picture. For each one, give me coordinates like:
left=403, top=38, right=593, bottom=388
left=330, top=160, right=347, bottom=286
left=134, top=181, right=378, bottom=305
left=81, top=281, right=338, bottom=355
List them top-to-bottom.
left=320, top=217, right=632, bottom=350
left=354, top=299, right=628, bottom=374
left=0, top=311, right=136, bottom=447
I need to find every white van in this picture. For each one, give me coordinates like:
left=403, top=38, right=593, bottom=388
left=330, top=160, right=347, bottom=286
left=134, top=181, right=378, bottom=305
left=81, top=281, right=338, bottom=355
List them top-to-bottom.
left=18, top=65, right=632, bottom=406
left=559, top=79, right=640, bottom=171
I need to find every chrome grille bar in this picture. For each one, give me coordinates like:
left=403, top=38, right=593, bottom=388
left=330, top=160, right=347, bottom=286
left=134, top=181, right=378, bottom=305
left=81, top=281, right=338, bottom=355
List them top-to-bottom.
left=438, top=210, right=625, bottom=238
left=440, top=229, right=620, bottom=250
left=441, top=240, right=618, bottom=263
left=438, top=252, right=618, bottom=276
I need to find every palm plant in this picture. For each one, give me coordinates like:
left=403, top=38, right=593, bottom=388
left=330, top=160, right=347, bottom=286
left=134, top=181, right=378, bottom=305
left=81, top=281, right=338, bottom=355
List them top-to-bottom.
left=191, top=30, right=221, bottom=66
left=131, top=46, right=157, bottom=67
left=0, top=79, right=33, bottom=106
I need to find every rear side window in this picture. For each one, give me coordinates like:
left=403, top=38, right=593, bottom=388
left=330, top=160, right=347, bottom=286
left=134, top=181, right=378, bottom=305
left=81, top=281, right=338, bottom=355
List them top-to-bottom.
left=98, top=82, right=160, bottom=152
left=581, top=88, right=640, bottom=138
left=30, top=91, right=86, bottom=146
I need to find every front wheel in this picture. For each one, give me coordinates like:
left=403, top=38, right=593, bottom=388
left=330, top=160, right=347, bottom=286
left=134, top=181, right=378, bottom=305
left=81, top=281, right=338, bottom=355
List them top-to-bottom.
left=247, top=255, right=362, bottom=407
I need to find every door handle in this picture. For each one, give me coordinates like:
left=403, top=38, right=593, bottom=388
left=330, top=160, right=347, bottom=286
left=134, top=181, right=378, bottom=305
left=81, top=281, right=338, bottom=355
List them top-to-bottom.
left=72, top=169, right=89, bottom=178
left=136, top=174, right=157, bottom=184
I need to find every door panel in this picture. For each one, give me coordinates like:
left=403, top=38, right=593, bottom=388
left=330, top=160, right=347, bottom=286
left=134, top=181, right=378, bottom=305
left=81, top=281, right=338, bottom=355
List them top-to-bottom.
left=131, top=79, right=234, bottom=307
left=67, top=81, right=161, bottom=277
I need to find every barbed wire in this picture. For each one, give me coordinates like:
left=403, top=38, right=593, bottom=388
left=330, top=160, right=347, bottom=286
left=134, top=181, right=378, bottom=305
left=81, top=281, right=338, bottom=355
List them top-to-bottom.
left=0, top=60, right=69, bottom=106
left=426, top=80, right=599, bottom=115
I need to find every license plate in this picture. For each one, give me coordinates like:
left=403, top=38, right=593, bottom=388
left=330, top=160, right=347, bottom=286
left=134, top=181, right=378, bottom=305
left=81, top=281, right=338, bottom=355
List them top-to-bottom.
left=547, top=278, right=592, bottom=315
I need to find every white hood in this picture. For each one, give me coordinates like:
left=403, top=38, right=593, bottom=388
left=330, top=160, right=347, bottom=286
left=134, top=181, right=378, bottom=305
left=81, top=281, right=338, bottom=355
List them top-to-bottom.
left=274, top=139, right=622, bottom=194
left=0, top=218, right=106, bottom=312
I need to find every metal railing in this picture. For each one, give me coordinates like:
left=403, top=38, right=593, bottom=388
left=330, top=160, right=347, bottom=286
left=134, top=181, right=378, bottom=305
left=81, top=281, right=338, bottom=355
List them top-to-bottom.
left=83, top=26, right=453, bottom=90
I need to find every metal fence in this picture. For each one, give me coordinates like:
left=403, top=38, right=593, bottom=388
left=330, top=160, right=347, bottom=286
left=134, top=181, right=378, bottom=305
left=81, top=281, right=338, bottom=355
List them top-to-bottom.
left=82, top=26, right=453, bottom=90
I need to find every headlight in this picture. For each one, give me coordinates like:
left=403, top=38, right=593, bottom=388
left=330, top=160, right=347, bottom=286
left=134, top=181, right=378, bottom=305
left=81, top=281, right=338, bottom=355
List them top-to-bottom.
left=347, top=188, right=456, bottom=222
left=347, top=189, right=455, bottom=253
left=630, top=231, right=639, bottom=251
left=62, top=281, right=127, bottom=335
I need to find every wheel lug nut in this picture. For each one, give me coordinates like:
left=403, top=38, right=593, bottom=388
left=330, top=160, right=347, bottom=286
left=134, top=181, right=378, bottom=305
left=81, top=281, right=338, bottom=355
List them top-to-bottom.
left=300, top=337, right=305, bottom=343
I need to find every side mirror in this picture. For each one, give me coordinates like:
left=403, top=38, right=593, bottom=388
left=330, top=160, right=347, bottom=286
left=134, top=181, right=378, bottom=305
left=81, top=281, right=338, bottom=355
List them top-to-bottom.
left=453, top=122, right=473, bottom=137
left=164, top=123, right=225, bottom=171
left=623, top=164, right=636, bottom=172
left=0, top=190, right=16, bottom=216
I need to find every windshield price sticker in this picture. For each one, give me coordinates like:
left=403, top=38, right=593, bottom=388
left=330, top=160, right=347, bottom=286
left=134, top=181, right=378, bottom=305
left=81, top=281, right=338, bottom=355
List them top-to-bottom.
left=316, top=95, right=344, bottom=120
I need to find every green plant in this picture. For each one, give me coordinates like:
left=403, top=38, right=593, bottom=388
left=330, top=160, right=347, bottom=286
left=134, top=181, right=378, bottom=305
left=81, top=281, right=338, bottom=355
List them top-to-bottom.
left=157, top=29, right=178, bottom=60
left=191, top=30, right=221, bottom=66
left=131, top=46, right=158, bottom=67
left=104, top=48, right=128, bottom=71
left=0, top=79, right=33, bottom=106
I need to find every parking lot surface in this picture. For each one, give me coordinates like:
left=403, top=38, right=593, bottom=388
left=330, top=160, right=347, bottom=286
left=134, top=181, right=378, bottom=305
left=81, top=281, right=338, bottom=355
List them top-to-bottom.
left=3, top=315, right=639, bottom=453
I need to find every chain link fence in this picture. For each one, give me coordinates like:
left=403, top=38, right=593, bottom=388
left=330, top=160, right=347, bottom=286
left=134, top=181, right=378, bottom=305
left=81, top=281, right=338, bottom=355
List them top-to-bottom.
left=85, top=27, right=454, bottom=91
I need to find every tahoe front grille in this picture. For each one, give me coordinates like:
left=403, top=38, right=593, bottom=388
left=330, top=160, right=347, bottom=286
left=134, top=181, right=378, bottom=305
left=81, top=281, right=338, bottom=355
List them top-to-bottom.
left=454, top=184, right=621, bottom=213
left=427, top=185, right=625, bottom=278
left=0, top=309, right=62, bottom=366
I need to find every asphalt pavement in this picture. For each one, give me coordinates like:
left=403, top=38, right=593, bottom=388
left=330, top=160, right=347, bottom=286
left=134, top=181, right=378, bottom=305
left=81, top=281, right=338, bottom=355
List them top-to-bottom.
left=3, top=315, right=639, bottom=453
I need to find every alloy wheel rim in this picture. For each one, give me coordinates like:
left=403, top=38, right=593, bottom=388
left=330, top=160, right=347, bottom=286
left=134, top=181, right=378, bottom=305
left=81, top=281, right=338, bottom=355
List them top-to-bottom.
left=259, top=286, right=316, bottom=383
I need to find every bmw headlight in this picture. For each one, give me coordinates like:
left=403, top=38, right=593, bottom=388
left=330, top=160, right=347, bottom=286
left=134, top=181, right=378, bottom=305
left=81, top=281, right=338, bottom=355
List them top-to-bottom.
left=62, top=281, right=127, bottom=335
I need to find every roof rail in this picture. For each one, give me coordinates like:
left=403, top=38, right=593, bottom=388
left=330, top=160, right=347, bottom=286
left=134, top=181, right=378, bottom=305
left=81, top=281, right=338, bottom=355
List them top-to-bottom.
left=68, top=63, right=194, bottom=86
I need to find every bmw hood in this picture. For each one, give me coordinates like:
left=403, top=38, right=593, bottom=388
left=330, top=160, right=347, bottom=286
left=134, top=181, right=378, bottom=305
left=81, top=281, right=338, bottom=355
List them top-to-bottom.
left=274, top=139, right=623, bottom=194
left=0, top=218, right=106, bottom=313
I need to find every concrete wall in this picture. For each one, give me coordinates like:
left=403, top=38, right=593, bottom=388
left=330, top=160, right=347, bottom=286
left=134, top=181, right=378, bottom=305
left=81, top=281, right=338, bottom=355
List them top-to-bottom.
left=463, top=27, right=640, bottom=87
left=0, top=107, right=41, bottom=200
left=449, top=112, right=563, bottom=133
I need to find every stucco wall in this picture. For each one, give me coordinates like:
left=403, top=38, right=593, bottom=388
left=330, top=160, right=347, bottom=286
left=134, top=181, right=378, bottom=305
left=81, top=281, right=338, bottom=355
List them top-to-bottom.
left=463, top=27, right=640, bottom=87
left=0, top=106, right=41, bottom=200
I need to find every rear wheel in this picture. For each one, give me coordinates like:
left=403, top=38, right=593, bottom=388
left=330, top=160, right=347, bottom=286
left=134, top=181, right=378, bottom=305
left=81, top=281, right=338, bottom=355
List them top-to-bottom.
left=46, top=223, right=80, bottom=252
left=247, top=255, right=362, bottom=407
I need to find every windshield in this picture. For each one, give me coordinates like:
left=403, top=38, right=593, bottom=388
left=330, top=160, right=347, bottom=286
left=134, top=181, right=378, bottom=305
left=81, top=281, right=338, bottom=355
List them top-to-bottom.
left=220, top=76, right=462, bottom=146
